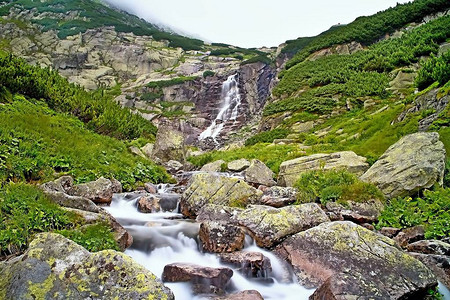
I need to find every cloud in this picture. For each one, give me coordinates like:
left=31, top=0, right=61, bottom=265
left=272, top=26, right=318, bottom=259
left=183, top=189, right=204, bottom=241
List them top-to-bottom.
left=103, top=0, right=410, bottom=48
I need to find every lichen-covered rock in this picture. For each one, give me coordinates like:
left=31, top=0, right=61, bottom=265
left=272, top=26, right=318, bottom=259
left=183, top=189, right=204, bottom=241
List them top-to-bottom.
left=151, top=124, right=185, bottom=163
left=361, top=132, right=446, bottom=198
left=141, top=143, right=154, bottom=159
left=129, top=146, right=146, bottom=158
left=278, top=151, right=369, bottom=187
left=227, top=159, right=251, bottom=172
left=244, top=159, right=276, bottom=187
left=200, top=160, right=226, bottom=172
left=180, top=173, right=262, bottom=218
left=40, top=176, right=74, bottom=193
left=67, top=177, right=122, bottom=204
left=259, top=186, right=297, bottom=208
left=44, top=191, right=100, bottom=213
left=325, top=199, right=384, bottom=224
left=196, top=204, right=243, bottom=222
left=233, top=204, right=330, bottom=248
left=199, top=221, right=245, bottom=253
left=276, top=221, right=437, bottom=298
left=0, top=233, right=174, bottom=300
left=219, top=251, right=272, bottom=278
left=409, top=253, right=450, bottom=289
left=162, top=263, right=233, bottom=295
left=208, top=290, right=264, bottom=300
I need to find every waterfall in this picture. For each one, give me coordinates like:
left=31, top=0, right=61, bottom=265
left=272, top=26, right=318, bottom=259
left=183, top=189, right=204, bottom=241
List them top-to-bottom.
left=199, top=74, right=242, bottom=141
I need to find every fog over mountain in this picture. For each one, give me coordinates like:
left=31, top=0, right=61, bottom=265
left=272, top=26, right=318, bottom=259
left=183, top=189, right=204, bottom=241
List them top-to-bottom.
left=103, top=0, right=410, bottom=47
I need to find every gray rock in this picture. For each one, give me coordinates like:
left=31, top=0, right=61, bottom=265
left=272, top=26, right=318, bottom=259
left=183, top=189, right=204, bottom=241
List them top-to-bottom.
left=152, top=124, right=185, bottom=163
left=361, top=132, right=446, bottom=199
left=141, top=143, right=154, bottom=159
left=129, top=146, right=146, bottom=158
left=278, top=151, right=369, bottom=187
left=227, top=159, right=251, bottom=172
left=244, top=159, right=276, bottom=187
left=200, top=160, right=226, bottom=172
left=180, top=173, right=262, bottom=218
left=40, top=176, right=74, bottom=193
left=67, top=177, right=122, bottom=204
left=44, top=191, right=100, bottom=213
left=137, top=195, right=161, bottom=213
left=325, top=199, right=384, bottom=224
left=196, top=204, right=243, bottom=222
left=233, top=204, right=330, bottom=248
left=199, top=221, right=245, bottom=253
left=276, top=221, right=437, bottom=298
left=0, top=233, right=174, bottom=300
left=407, top=240, right=450, bottom=256
left=219, top=251, right=272, bottom=278
left=409, top=253, right=450, bottom=289
left=162, top=263, right=233, bottom=295
left=208, top=290, right=264, bottom=300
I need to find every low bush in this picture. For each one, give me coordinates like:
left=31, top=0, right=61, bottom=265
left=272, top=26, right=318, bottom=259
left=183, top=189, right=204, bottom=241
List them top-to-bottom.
left=245, top=128, right=290, bottom=146
left=58, top=223, right=119, bottom=252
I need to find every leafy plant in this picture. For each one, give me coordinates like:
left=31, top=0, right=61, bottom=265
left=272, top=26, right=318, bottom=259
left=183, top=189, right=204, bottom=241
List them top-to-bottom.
left=245, top=128, right=290, bottom=146
left=58, top=223, right=119, bottom=252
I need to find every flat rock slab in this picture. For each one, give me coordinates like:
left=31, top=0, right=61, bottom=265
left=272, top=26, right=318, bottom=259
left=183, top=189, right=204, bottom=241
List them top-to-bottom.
left=278, top=151, right=369, bottom=187
left=233, top=203, right=330, bottom=248
left=276, top=221, right=437, bottom=299
left=162, top=263, right=233, bottom=295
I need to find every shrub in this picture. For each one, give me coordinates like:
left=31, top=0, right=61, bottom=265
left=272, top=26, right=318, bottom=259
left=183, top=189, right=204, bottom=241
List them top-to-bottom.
left=416, top=51, right=450, bottom=90
left=203, top=70, right=215, bottom=78
left=245, top=128, right=290, bottom=146
left=294, top=169, right=384, bottom=205
left=58, top=223, right=119, bottom=252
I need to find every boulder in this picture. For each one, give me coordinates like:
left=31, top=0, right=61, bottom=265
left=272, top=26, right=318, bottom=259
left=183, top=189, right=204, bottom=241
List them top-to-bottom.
left=151, top=124, right=185, bottom=163
left=361, top=132, right=446, bottom=198
left=141, top=143, right=154, bottom=159
left=129, top=146, right=146, bottom=158
left=278, top=151, right=369, bottom=187
left=227, top=159, right=251, bottom=172
left=244, top=159, right=276, bottom=187
left=164, top=160, right=184, bottom=173
left=201, top=160, right=226, bottom=172
left=180, top=173, right=262, bottom=218
left=40, top=176, right=74, bottom=193
left=67, top=177, right=122, bottom=204
left=144, top=182, right=158, bottom=194
left=259, top=186, right=297, bottom=208
left=44, top=191, right=100, bottom=213
left=158, top=193, right=180, bottom=212
left=137, top=195, right=161, bottom=213
left=325, top=199, right=384, bottom=224
left=196, top=204, right=243, bottom=222
left=233, top=204, right=330, bottom=248
left=199, top=221, right=245, bottom=253
left=276, top=221, right=437, bottom=298
left=394, top=225, right=425, bottom=248
left=379, top=227, right=401, bottom=238
left=0, top=233, right=174, bottom=300
left=407, top=240, right=450, bottom=255
left=219, top=251, right=272, bottom=278
left=409, top=253, right=450, bottom=289
left=162, top=263, right=233, bottom=295
left=209, top=290, right=264, bottom=300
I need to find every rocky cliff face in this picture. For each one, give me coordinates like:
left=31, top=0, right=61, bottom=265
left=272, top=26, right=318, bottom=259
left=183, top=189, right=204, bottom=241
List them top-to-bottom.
left=0, top=6, right=277, bottom=147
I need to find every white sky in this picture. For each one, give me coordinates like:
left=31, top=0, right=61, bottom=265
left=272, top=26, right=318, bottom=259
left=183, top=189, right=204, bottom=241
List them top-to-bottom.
left=104, top=0, right=411, bottom=48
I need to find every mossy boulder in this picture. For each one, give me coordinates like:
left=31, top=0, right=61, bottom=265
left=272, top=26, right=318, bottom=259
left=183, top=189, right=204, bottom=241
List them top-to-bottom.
left=151, top=124, right=186, bottom=163
left=361, top=132, right=446, bottom=199
left=200, top=160, right=226, bottom=172
left=180, top=173, right=263, bottom=218
left=233, top=204, right=329, bottom=248
left=276, top=221, right=437, bottom=298
left=0, top=233, right=174, bottom=300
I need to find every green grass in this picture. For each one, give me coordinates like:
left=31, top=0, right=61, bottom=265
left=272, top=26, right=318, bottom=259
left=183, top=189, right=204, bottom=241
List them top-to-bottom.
left=147, top=76, right=197, bottom=89
left=0, top=95, right=169, bottom=189
left=245, top=128, right=290, bottom=146
left=0, top=183, right=120, bottom=256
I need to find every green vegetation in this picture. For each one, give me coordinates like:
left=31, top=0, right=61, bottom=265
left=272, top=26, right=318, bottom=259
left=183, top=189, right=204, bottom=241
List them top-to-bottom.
left=0, top=0, right=204, bottom=50
left=284, top=0, right=450, bottom=68
left=416, top=51, right=450, bottom=90
left=0, top=53, right=156, bottom=140
left=241, top=54, right=272, bottom=66
left=203, top=70, right=215, bottom=78
left=147, top=76, right=197, bottom=89
left=0, top=95, right=169, bottom=189
left=245, top=128, right=290, bottom=146
left=294, top=169, right=384, bottom=205
left=0, top=183, right=120, bottom=255
left=377, top=189, right=450, bottom=239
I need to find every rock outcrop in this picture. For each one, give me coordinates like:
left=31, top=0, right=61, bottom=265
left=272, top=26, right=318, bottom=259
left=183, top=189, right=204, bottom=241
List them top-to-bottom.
left=361, top=132, right=446, bottom=198
left=278, top=151, right=369, bottom=187
left=244, top=159, right=276, bottom=187
left=180, top=173, right=262, bottom=218
left=276, top=221, right=437, bottom=298
left=0, top=233, right=174, bottom=300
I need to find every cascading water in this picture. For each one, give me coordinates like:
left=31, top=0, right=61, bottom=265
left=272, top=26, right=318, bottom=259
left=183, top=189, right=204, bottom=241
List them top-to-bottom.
left=199, top=74, right=242, bottom=141
left=105, top=191, right=314, bottom=300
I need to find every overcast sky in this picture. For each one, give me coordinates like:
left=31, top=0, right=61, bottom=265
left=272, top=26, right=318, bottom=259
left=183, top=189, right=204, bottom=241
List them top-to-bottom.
left=103, top=0, right=411, bottom=48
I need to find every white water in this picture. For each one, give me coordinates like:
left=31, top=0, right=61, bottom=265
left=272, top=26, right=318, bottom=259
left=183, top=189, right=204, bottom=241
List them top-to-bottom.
left=199, top=74, right=242, bottom=141
left=105, top=193, right=314, bottom=300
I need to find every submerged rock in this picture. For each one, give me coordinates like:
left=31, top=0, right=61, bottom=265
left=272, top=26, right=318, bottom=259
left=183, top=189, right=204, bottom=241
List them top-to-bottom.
left=361, top=132, right=446, bottom=198
left=278, top=151, right=369, bottom=187
left=180, top=173, right=262, bottom=218
left=137, top=195, right=161, bottom=213
left=233, top=204, right=329, bottom=248
left=199, top=221, right=245, bottom=253
left=276, top=221, right=437, bottom=298
left=0, top=233, right=174, bottom=300
left=219, top=251, right=272, bottom=278
left=162, top=263, right=233, bottom=295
